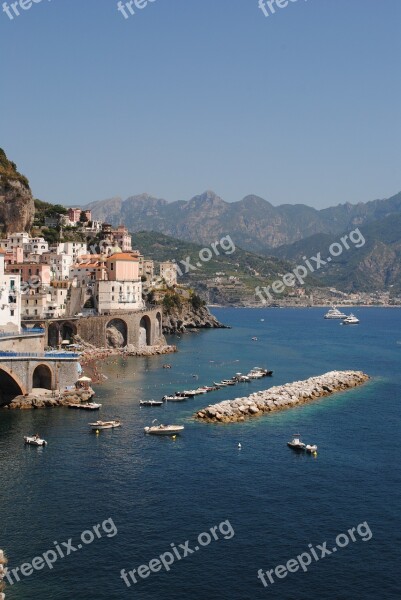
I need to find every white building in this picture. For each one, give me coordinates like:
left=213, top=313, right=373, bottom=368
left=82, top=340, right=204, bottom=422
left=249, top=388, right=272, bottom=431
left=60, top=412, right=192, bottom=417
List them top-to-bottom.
left=23, top=237, right=49, bottom=258
left=51, top=242, right=87, bottom=262
left=0, top=251, right=21, bottom=333
left=41, top=252, right=73, bottom=281
left=94, top=253, right=143, bottom=314
left=95, top=280, right=143, bottom=313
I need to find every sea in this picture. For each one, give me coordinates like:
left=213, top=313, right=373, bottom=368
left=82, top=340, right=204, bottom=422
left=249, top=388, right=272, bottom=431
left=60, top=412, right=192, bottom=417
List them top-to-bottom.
left=0, top=307, right=400, bottom=600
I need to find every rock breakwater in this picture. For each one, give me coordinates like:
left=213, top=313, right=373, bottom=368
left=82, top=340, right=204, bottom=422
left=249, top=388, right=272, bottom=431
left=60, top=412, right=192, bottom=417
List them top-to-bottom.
left=195, top=371, right=370, bottom=423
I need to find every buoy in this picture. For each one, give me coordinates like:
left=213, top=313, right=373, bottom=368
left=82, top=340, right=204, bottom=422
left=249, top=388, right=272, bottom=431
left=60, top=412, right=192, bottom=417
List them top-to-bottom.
left=96, top=430, right=100, bottom=435
left=172, top=435, right=176, bottom=440
left=238, top=443, right=242, bottom=449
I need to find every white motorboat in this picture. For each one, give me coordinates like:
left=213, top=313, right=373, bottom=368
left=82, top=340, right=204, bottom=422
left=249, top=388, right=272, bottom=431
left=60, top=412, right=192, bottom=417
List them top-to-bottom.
left=324, top=306, right=347, bottom=319
left=342, top=313, right=360, bottom=325
left=247, top=369, right=264, bottom=379
left=234, top=373, right=251, bottom=382
left=162, top=395, right=187, bottom=402
left=140, top=400, right=164, bottom=407
left=68, top=402, right=102, bottom=410
left=89, top=420, right=121, bottom=430
left=144, top=420, right=184, bottom=436
left=287, top=434, right=306, bottom=451
left=287, top=434, right=318, bottom=453
left=24, top=435, right=47, bottom=447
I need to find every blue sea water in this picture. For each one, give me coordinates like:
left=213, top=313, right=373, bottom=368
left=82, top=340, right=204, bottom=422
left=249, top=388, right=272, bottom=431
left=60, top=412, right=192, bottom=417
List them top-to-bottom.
left=0, top=307, right=400, bottom=599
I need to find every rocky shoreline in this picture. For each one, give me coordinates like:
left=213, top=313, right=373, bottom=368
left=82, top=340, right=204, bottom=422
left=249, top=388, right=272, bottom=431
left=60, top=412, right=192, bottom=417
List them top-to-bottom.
left=162, top=304, right=228, bottom=334
left=195, top=370, right=370, bottom=423
left=3, top=387, right=95, bottom=410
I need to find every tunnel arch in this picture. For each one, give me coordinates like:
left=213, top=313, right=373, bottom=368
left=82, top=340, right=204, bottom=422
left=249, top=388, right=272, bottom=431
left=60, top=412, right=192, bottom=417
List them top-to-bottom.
left=139, top=315, right=152, bottom=346
left=106, top=318, right=128, bottom=348
left=61, top=322, right=77, bottom=343
left=48, top=323, right=60, bottom=348
left=32, top=365, right=53, bottom=390
left=0, top=367, right=25, bottom=405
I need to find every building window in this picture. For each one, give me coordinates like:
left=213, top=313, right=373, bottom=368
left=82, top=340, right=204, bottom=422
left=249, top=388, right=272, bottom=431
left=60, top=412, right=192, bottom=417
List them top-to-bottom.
left=10, top=310, right=14, bottom=316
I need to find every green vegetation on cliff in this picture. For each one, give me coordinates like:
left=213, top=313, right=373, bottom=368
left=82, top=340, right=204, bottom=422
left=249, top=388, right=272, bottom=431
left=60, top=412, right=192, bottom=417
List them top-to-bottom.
left=0, top=148, right=30, bottom=190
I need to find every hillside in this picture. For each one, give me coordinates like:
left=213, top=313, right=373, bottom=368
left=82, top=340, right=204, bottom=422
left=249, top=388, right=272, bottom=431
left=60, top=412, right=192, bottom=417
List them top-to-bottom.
left=85, top=189, right=401, bottom=253
left=271, top=214, right=401, bottom=293
left=133, top=231, right=314, bottom=305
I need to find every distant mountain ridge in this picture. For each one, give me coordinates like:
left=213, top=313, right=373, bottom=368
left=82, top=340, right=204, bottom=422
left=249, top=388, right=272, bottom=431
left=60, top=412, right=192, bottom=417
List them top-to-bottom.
left=84, top=190, right=401, bottom=252
left=271, top=213, right=401, bottom=293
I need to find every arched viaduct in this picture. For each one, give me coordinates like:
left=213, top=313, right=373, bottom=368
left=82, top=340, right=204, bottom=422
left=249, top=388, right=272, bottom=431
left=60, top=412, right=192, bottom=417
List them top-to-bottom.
left=39, top=308, right=163, bottom=349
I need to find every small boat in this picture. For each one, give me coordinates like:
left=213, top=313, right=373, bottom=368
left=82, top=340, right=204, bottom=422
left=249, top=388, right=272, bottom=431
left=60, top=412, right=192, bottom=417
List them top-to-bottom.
left=324, top=306, right=347, bottom=319
left=342, top=313, right=360, bottom=325
left=251, top=337, right=258, bottom=341
left=162, top=364, right=172, bottom=369
left=247, top=369, right=264, bottom=379
left=233, top=373, right=251, bottom=382
left=221, top=380, right=236, bottom=386
left=162, top=395, right=187, bottom=402
left=140, top=400, right=164, bottom=407
left=68, top=402, right=102, bottom=410
left=88, top=420, right=121, bottom=430
left=144, top=420, right=184, bottom=436
left=287, top=434, right=306, bottom=451
left=24, top=435, right=47, bottom=447
left=305, top=444, right=318, bottom=453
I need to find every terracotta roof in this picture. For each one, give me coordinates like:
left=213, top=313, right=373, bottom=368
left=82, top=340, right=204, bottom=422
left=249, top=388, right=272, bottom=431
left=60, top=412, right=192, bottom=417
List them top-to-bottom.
left=106, top=253, right=138, bottom=261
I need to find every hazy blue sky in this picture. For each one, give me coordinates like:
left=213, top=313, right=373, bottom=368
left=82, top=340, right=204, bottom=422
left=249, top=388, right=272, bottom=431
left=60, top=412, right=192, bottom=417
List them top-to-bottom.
left=1, top=0, right=400, bottom=208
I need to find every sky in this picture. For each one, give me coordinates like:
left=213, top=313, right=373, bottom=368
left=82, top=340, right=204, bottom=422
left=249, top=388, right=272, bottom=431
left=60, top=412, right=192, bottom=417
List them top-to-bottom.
left=1, top=0, right=400, bottom=209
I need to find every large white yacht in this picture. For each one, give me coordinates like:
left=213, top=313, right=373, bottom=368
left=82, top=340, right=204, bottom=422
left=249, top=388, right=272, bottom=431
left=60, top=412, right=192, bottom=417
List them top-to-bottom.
left=324, top=306, right=347, bottom=319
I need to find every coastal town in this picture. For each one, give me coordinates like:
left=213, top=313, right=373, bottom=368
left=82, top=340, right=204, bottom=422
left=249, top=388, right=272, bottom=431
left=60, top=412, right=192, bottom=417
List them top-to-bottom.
left=0, top=204, right=198, bottom=409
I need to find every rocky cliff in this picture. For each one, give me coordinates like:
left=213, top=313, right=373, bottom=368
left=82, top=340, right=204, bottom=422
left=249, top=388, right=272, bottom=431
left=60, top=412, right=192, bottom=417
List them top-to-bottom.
left=0, top=149, right=35, bottom=233
left=162, top=303, right=227, bottom=334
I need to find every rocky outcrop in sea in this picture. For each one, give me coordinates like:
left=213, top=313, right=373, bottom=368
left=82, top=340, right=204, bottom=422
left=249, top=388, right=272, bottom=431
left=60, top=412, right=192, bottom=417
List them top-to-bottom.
left=162, top=304, right=227, bottom=334
left=196, top=371, right=370, bottom=423
left=3, top=387, right=95, bottom=410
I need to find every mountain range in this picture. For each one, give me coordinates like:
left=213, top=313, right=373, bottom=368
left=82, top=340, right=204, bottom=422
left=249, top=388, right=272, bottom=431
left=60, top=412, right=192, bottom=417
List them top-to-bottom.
left=84, top=190, right=401, bottom=253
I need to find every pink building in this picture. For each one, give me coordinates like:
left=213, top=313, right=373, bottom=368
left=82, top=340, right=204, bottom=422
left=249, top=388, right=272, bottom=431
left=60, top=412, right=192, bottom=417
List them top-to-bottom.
left=68, top=208, right=82, bottom=223
left=113, top=226, right=132, bottom=252
left=4, top=247, right=24, bottom=266
left=106, top=253, right=139, bottom=280
left=6, top=263, right=51, bottom=286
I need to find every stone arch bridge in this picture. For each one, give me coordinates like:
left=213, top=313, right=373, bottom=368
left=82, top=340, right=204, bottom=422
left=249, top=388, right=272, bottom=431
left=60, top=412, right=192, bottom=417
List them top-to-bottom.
left=28, top=308, right=163, bottom=350
left=0, top=351, right=79, bottom=407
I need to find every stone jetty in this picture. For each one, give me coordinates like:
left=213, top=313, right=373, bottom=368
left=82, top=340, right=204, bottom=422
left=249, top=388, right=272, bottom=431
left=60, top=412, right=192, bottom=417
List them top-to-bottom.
left=195, top=371, right=370, bottom=423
